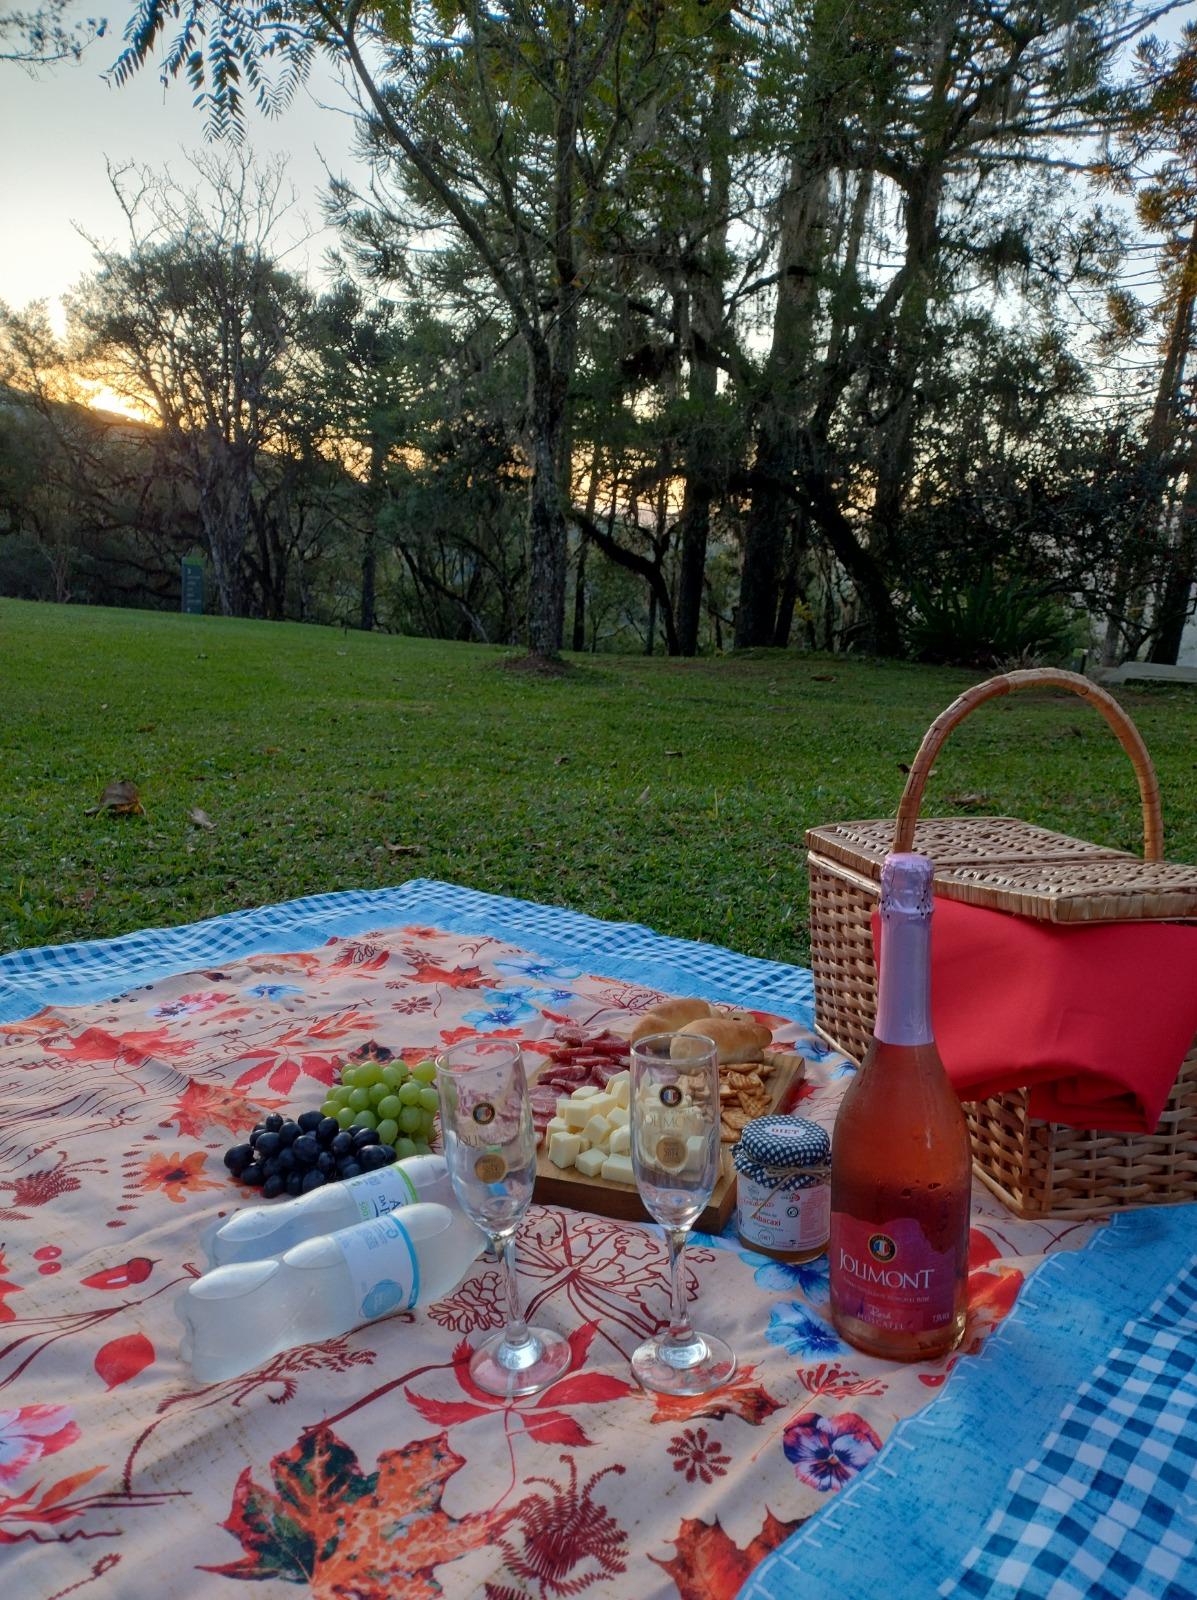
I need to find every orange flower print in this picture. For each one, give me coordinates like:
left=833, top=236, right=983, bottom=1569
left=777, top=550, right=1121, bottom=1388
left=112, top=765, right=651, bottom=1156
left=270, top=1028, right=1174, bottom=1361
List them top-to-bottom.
left=136, top=1150, right=221, bottom=1204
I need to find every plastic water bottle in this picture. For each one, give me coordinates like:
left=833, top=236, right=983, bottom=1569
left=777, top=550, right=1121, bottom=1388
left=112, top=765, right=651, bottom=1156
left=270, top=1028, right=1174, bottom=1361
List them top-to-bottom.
left=206, top=1153, right=455, bottom=1266
left=180, top=1202, right=484, bottom=1383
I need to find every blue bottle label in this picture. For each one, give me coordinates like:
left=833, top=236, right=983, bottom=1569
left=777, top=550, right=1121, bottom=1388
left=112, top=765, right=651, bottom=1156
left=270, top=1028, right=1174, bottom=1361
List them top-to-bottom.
left=348, top=1162, right=419, bottom=1221
left=335, top=1212, right=420, bottom=1320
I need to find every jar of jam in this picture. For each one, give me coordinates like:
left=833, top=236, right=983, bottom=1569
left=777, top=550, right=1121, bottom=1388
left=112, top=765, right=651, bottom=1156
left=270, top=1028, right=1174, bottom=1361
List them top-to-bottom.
left=734, top=1115, right=831, bottom=1263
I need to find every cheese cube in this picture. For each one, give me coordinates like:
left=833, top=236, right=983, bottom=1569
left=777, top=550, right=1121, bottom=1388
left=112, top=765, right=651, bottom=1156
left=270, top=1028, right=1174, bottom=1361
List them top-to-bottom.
left=607, top=1073, right=630, bottom=1108
left=572, top=1084, right=600, bottom=1101
left=579, top=1092, right=616, bottom=1123
left=556, top=1097, right=573, bottom=1121
left=564, top=1099, right=594, bottom=1131
left=607, top=1106, right=629, bottom=1129
left=583, top=1113, right=613, bottom=1148
left=546, top=1116, right=567, bottom=1138
left=608, top=1124, right=630, bottom=1155
left=548, top=1131, right=582, bottom=1170
left=684, top=1134, right=709, bottom=1173
left=575, top=1147, right=606, bottom=1178
left=600, top=1152, right=635, bottom=1186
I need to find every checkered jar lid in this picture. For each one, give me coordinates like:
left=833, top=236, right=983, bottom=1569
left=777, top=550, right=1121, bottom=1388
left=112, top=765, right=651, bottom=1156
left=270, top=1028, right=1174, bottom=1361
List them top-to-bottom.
left=733, top=1115, right=831, bottom=1191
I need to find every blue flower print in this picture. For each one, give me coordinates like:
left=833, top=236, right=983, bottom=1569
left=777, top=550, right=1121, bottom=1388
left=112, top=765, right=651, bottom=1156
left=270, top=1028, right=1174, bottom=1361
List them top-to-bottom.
left=493, top=958, right=582, bottom=983
left=489, top=983, right=577, bottom=1009
left=243, top=984, right=303, bottom=1001
left=462, top=990, right=539, bottom=1029
left=738, top=1249, right=830, bottom=1300
left=767, top=1301, right=842, bottom=1359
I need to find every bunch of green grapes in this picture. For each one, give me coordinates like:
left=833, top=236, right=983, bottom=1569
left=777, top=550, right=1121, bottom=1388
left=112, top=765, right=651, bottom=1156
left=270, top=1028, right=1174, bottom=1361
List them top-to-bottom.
left=321, top=1057, right=439, bottom=1158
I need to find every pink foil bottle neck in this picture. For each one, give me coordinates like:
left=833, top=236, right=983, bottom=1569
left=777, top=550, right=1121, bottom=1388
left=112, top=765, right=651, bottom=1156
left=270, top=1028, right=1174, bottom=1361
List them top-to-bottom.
left=874, top=852, right=934, bottom=1047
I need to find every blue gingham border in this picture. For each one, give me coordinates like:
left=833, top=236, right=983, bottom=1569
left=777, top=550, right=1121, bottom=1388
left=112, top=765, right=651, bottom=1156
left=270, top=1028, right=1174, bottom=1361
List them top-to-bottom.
left=0, top=878, right=815, bottom=1026
left=741, top=1202, right=1197, bottom=1600
left=947, top=1258, right=1197, bottom=1600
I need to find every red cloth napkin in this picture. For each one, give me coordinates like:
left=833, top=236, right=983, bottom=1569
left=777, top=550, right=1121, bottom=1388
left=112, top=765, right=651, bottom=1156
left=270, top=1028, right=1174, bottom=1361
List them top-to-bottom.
left=872, top=898, right=1197, bottom=1133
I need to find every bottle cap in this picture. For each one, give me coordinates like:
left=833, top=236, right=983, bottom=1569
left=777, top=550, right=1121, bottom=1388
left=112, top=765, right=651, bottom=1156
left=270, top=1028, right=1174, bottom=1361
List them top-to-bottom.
left=879, top=852, right=933, bottom=919
left=733, top=1115, right=830, bottom=1190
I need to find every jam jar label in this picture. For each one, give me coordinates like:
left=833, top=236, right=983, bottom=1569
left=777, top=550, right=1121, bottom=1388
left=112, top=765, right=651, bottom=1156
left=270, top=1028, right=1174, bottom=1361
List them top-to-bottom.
left=738, top=1173, right=830, bottom=1252
left=830, top=1213, right=959, bottom=1334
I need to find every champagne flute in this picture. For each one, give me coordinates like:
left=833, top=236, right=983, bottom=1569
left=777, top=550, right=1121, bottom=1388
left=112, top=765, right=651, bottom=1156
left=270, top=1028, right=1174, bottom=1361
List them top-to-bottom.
left=628, top=1032, right=737, bottom=1396
left=435, top=1037, right=570, bottom=1397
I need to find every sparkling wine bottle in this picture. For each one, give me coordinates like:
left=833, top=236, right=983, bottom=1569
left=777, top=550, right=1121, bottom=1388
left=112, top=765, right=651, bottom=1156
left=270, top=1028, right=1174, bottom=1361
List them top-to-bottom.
left=829, top=852, right=971, bottom=1361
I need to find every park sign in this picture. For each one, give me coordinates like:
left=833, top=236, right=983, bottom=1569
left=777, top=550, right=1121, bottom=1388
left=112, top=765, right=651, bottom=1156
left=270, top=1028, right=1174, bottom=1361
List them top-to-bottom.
left=181, top=558, right=205, bottom=615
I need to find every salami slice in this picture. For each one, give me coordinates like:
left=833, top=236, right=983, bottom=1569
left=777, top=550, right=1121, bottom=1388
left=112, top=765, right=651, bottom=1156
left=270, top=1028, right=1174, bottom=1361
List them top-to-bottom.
left=553, top=1026, right=590, bottom=1046
left=542, top=1065, right=588, bottom=1085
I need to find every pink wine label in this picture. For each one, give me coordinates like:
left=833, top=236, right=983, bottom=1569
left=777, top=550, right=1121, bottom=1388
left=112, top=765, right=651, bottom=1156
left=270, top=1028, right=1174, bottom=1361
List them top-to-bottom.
left=830, top=1212, right=959, bottom=1334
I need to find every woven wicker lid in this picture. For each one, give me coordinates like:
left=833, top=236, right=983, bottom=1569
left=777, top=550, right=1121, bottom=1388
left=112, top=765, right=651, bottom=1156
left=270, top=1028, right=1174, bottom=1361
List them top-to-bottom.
left=806, top=817, right=1129, bottom=873
left=806, top=818, right=1197, bottom=923
left=935, top=854, right=1197, bottom=923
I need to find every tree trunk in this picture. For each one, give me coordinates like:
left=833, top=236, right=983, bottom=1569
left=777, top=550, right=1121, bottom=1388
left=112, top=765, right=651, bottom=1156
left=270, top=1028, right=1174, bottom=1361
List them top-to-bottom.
left=676, top=26, right=733, bottom=657
left=736, top=157, right=829, bottom=647
left=869, top=167, right=944, bottom=568
left=1105, top=215, right=1197, bottom=664
left=527, top=396, right=568, bottom=659
left=197, top=444, right=252, bottom=616
left=1147, top=457, right=1197, bottom=664
left=772, top=510, right=808, bottom=647
left=572, top=535, right=588, bottom=653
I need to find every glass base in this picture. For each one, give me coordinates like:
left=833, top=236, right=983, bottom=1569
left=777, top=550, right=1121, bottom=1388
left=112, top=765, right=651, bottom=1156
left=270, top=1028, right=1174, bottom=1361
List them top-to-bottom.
left=469, top=1324, right=572, bottom=1398
left=631, top=1330, right=737, bottom=1397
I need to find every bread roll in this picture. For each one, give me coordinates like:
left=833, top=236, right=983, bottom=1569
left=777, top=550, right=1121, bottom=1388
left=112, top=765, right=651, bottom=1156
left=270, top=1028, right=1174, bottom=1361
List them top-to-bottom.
left=627, top=998, right=712, bottom=1045
left=649, top=998, right=713, bottom=1028
left=629, top=1014, right=670, bottom=1045
left=672, top=1016, right=771, bottom=1065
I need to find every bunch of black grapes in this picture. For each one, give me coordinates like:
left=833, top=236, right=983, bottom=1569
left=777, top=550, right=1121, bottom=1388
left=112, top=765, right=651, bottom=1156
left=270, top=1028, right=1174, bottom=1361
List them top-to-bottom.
left=223, top=1111, right=398, bottom=1199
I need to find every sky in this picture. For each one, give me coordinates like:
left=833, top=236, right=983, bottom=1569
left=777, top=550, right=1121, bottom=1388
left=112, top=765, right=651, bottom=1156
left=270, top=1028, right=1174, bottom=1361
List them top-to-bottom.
left=0, top=4, right=367, bottom=330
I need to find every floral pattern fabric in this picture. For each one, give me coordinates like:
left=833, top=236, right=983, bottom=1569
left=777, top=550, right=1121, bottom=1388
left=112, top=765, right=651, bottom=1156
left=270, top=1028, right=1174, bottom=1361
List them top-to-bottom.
left=0, top=924, right=1096, bottom=1600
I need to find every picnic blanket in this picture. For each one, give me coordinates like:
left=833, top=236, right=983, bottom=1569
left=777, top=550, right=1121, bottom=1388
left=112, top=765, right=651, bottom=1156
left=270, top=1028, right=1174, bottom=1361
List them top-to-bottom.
left=0, top=882, right=1097, bottom=1600
left=743, top=1200, right=1197, bottom=1600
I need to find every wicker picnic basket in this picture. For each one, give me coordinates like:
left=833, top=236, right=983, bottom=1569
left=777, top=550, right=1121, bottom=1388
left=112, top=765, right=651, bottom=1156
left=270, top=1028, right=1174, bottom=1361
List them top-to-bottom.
left=806, top=667, right=1197, bottom=1220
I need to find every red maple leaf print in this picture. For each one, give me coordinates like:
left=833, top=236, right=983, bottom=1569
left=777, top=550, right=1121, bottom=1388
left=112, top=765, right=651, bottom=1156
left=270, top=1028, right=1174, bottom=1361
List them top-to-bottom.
left=408, top=961, right=485, bottom=989
left=43, top=1025, right=195, bottom=1066
left=168, top=1079, right=289, bottom=1138
left=201, top=1426, right=505, bottom=1598
left=651, top=1508, right=803, bottom=1600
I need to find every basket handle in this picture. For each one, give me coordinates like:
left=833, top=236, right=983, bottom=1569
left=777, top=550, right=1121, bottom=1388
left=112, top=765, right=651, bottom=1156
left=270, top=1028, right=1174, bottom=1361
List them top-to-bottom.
left=893, top=668, right=1164, bottom=861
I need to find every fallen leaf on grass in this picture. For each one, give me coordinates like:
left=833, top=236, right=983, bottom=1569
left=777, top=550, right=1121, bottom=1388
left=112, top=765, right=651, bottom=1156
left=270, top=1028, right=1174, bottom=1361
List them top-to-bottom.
left=812, top=673, right=836, bottom=682
left=664, top=749, right=683, bottom=756
left=554, top=754, right=570, bottom=765
left=85, top=781, right=144, bottom=817
left=636, top=786, right=651, bottom=805
left=946, top=792, right=992, bottom=810
left=188, top=808, right=216, bottom=831
left=385, top=843, right=424, bottom=856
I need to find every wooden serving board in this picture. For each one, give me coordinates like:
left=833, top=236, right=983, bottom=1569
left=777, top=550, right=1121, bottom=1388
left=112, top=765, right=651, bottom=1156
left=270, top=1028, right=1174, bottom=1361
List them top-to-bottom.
left=530, top=1055, right=804, bottom=1233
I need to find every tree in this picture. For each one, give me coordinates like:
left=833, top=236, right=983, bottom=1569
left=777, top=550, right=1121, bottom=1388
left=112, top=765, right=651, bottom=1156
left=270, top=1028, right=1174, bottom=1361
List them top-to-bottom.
left=112, top=0, right=703, bottom=662
left=70, top=155, right=315, bottom=615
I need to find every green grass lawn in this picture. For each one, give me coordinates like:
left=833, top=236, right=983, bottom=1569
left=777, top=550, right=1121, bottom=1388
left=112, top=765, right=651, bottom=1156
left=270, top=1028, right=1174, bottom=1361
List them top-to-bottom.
left=2, top=597, right=1194, bottom=964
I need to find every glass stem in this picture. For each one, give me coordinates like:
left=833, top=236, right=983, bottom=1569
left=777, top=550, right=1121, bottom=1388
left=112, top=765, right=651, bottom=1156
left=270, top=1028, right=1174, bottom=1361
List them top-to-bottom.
left=665, top=1227, right=694, bottom=1344
left=494, top=1230, right=530, bottom=1349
